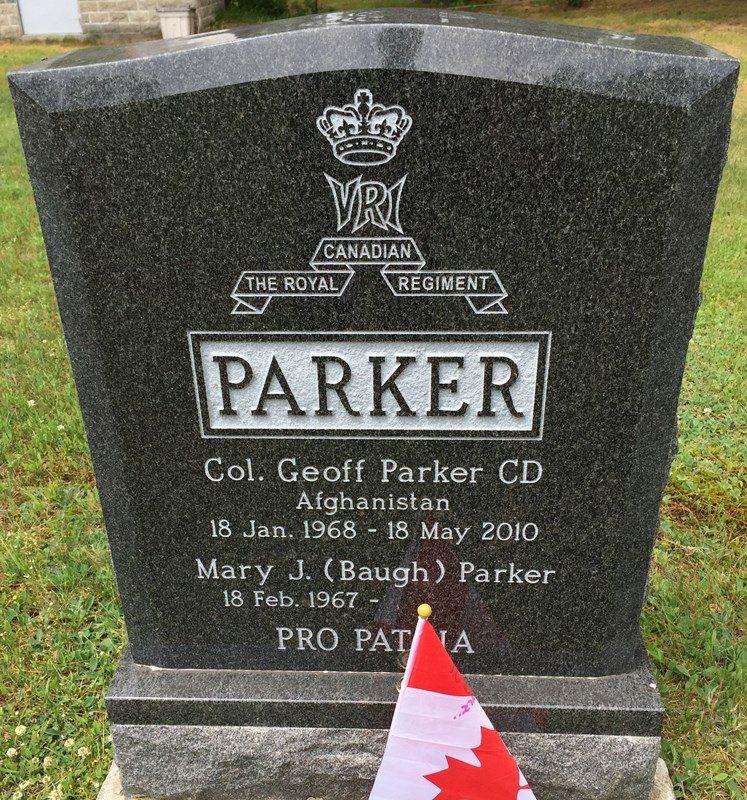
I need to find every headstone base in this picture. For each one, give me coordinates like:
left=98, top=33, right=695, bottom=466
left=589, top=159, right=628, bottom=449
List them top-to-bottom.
left=106, top=648, right=664, bottom=799
left=107, top=725, right=661, bottom=800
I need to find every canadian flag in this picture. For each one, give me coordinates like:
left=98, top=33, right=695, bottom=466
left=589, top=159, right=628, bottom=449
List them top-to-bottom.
left=369, top=610, right=536, bottom=800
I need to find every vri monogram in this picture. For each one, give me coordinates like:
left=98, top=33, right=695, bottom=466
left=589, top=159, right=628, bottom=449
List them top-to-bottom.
left=230, top=88, right=508, bottom=315
left=326, top=174, right=406, bottom=233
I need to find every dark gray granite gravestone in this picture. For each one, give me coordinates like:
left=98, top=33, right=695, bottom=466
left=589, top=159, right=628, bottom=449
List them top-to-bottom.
left=10, top=9, right=738, bottom=800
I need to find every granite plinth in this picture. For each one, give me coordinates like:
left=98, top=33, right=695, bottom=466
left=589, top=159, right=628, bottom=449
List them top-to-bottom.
left=107, top=646, right=663, bottom=797
left=108, top=647, right=662, bottom=735
left=104, top=728, right=662, bottom=800
left=98, top=756, right=677, bottom=800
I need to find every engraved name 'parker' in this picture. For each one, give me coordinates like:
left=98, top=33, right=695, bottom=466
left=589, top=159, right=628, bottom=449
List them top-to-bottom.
left=191, top=333, right=550, bottom=438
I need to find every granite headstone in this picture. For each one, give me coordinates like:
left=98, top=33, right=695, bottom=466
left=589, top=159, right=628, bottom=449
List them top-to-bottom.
left=10, top=10, right=738, bottom=800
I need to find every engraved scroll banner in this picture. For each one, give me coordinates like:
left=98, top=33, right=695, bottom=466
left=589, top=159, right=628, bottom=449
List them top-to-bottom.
left=310, top=236, right=425, bottom=271
left=311, top=236, right=508, bottom=314
left=231, top=267, right=353, bottom=314
left=381, top=268, right=508, bottom=314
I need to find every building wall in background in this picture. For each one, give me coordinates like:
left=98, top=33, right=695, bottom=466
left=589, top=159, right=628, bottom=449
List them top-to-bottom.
left=2, top=0, right=224, bottom=38
left=80, top=0, right=225, bottom=36
left=193, top=0, right=225, bottom=32
left=0, top=1, right=22, bottom=38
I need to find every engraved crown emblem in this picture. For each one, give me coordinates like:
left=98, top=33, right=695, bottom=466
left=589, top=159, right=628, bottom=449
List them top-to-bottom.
left=317, top=89, right=412, bottom=166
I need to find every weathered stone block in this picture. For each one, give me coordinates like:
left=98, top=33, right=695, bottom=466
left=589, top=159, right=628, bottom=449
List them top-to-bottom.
left=104, top=727, right=665, bottom=800
left=99, top=754, right=677, bottom=800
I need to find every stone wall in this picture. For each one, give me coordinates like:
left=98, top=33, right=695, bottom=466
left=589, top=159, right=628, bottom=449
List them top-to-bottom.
left=79, top=0, right=225, bottom=37
left=194, top=0, right=225, bottom=32
left=0, top=1, right=22, bottom=38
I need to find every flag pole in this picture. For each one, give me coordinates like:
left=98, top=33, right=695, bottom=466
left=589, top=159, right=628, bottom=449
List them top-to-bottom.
left=395, top=603, right=432, bottom=706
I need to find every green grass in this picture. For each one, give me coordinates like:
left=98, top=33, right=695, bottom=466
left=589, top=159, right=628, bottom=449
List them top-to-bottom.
left=215, top=0, right=747, bottom=30
left=1, top=2, right=746, bottom=797
left=643, top=39, right=747, bottom=794
left=0, top=43, right=125, bottom=800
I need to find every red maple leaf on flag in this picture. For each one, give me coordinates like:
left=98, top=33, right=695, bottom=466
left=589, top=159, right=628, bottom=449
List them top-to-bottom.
left=424, top=727, right=527, bottom=799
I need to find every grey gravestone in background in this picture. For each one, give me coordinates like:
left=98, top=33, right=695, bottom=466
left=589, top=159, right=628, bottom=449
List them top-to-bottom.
left=10, top=10, right=738, bottom=800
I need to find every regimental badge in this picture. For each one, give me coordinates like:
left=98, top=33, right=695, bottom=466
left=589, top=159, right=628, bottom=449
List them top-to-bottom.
left=230, top=89, right=507, bottom=315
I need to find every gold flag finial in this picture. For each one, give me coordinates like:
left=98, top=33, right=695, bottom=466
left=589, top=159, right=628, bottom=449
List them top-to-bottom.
left=417, top=603, right=432, bottom=620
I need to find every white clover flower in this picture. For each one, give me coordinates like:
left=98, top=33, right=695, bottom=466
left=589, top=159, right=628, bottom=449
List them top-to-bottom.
left=27, top=400, right=36, bottom=407
left=57, top=425, right=65, bottom=432
left=15, top=725, right=27, bottom=737
left=63, top=738, right=75, bottom=749
left=76, top=746, right=90, bottom=758
left=7, top=747, right=18, bottom=759
left=43, top=756, right=53, bottom=767
left=12, top=790, right=23, bottom=800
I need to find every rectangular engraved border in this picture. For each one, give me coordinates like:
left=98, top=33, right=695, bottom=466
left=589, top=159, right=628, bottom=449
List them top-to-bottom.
left=189, top=331, right=551, bottom=440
